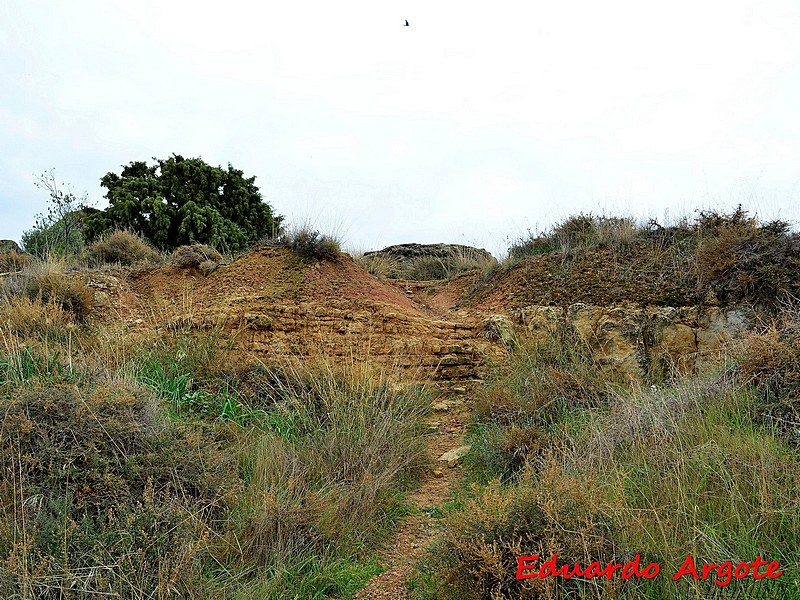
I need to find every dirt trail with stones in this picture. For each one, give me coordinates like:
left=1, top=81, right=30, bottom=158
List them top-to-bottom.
left=354, top=392, right=472, bottom=599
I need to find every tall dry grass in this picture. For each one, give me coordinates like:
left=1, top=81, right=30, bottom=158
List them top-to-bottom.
left=214, top=357, right=430, bottom=597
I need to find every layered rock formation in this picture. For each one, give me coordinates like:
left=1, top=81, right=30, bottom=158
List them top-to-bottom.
left=517, top=302, right=754, bottom=381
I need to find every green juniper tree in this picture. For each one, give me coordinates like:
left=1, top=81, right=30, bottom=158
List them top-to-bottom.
left=83, top=155, right=283, bottom=253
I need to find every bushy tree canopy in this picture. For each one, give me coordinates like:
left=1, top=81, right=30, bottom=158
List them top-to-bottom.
left=83, top=155, right=283, bottom=253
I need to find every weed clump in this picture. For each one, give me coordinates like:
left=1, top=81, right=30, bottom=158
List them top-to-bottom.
left=695, top=207, right=800, bottom=306
left=510, top=214, right=640, bottom=260
left=280, top=227, right=341, bottom=261
left=84, top=229, right=160, bottom=266
left=170, top=243, right=223, bottom=270
left=357, top=245, right=497, bottom=281
left=0, top=250, right=32, bottom=272
left=353, top=252, right=401, bottom=278
left=24, top=271, right=94, bottom=320
left=0, top=297, right=71, bottom=344
left=739, top=320, right=800, bottom=445
left=474, top=334, right=611, bottom=430
left=221, top=359, right=428, bottom=594
left=418, top=467, right=618, bottom=599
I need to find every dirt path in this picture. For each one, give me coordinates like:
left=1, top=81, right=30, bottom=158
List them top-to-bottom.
left=354, top=395, right=470, bottom=599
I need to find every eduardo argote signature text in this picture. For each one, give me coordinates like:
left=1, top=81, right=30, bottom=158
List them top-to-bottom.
left=516, top=554, right=783, bottom=587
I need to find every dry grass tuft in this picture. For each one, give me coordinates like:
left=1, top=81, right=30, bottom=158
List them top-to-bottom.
left=84, top=229, right=161, bottom=266
left=170, top=243, right=223, bottom=268
left=403, top=247, right=497, bottom=281
left=0, top=251, right=32, bottom=273
left=353, top=251, right=402, bottom=279
left=23, top=270, right=95, bottom=321
left=739, top=309, right=800, bottom=446
left=418, top=464, right=619, bottom=599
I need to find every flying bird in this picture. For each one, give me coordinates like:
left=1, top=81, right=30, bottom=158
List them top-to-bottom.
left=404, top=19, right=409, bottom=26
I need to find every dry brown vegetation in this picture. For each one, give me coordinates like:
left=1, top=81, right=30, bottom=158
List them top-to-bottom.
left=85, top=229, right=161, bottom=267
left=354, top=246, right=497, bottom=282
left=0, top=251, right=32, bottom=273
left=22, top=268, right=95, bottom=321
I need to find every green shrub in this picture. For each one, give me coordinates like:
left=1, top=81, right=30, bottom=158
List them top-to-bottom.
left=83, top=154, right=283, bottom=253
left=84, top=229, right=160, bottom=266
left=0, top=381, right=237, bottom=598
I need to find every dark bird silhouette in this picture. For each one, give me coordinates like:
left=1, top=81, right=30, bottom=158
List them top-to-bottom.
left=404, top=19, right=409, bottom=26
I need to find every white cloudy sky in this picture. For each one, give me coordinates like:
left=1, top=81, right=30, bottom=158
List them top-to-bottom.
left=2, top=0, right=799, bottom=257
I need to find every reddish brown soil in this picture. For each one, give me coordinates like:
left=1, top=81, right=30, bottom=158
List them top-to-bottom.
left=467, top=244, right=696, bottom=313
left=128, top=248, right=430, bottom=317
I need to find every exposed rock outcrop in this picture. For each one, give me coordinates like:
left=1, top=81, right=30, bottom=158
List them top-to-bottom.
left=0, top=240, right=21, bottom=253
left=364, top=243, right=494, bottom=265
left=116, top=247, right=498, bottom=384
left=517, top=302, right=755, bottom=381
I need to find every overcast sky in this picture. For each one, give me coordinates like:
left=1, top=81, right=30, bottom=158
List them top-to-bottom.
left=2, top=0, right=799, bottom=257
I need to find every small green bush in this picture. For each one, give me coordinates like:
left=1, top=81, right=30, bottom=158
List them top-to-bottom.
left=84, top=229, right=160, bottom=266
left=0, top=381, right=237, bottom=598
